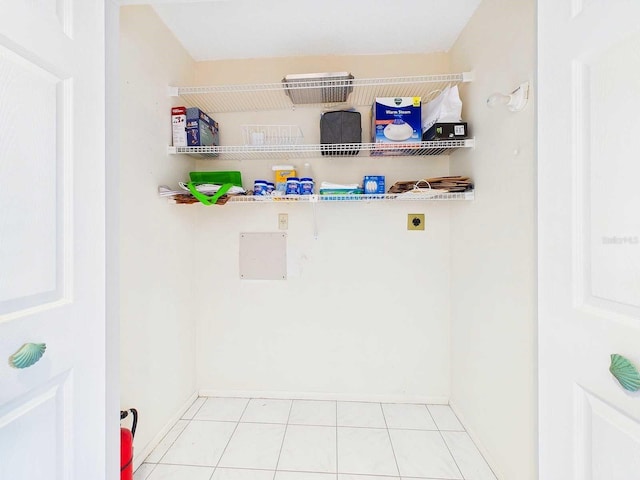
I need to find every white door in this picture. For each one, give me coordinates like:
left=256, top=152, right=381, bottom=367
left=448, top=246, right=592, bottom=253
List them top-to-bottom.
left=0, top=1, right=107, bottom=479
left=539, top=1, right=640, bottom=478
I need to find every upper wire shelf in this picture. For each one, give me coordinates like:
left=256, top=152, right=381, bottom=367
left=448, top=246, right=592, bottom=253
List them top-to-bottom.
left=169, top=72, right=473, bottom=113
left=167, top=139, right=475, bottom=160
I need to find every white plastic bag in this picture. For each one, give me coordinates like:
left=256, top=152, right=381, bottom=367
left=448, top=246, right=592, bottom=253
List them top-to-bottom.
left=421, top=85, right=463, bottom=134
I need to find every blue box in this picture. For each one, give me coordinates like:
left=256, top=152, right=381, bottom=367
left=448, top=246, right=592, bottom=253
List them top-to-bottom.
left=371, top=97, right=422, bottom=156
left=186, top=107, right=219, bottom=147
left=363, top=175, right=386, bottom=194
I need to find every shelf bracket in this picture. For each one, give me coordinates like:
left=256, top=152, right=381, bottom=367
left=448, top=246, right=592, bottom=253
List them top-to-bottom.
left=168, top=86, right=179, bottom=97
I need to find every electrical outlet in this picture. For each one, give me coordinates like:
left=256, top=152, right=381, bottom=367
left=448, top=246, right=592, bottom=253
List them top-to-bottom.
left=278, top=213, right=288, bottom=230
left=407, top=213, right=425, bottom=230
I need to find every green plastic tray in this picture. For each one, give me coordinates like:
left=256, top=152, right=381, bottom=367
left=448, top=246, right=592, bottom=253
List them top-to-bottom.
left=189, top=171, right=243, bottom=187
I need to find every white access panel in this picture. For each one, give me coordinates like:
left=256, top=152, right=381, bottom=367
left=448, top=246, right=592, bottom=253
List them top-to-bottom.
left=239, top=232, right=287, bottom=280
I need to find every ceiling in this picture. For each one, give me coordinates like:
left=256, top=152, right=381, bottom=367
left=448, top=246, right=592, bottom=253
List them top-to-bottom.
left=149, top=0, right=483, bottom=61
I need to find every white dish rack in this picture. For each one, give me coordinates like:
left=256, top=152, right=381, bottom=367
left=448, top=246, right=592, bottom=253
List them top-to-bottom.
left=241, top=124, right=304, bottom=146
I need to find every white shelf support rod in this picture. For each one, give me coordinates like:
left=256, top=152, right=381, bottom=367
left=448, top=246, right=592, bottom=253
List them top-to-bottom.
left=310, top=196, right=319, bottom=239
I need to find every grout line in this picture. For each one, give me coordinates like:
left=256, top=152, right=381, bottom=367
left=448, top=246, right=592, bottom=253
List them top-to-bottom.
left=152, top=396, right=206, bottom=464
left=189, top=397, right=207, bottom=420
left=209, top=397, right=252, bottom=479
left=236, top=397, right=252, bottom=423
left=272, top=399, right=294, bottom=480
left=328, top=399, right=433, bottom=405
left=335, top=400, right=339, bottom=480
left=380, top=403, right=402, bottom=478
left=445, top=403, right=467, bottom=432
left=423, top=404, right=439, bottom=431
left=425, top=404, right=467, bottom=480
left=427, top=404, right=467, bottom=432
left=155, top=416, right=191, bottom=464
left=189, top=419, right=239, bottom=424
left=190, top=419, right=396, bottom=429
left=238, top=420, right=290, bottom=426
left=288, top=421, right=339, bottom=427
left=332, top=424, right=389, bottom=430
left=338, top=425, right=387, bottom=430
left=387, top=426, right=440, bottom=432
left=437, top=430, right=465, bottom=480
left=443, top=430, right=500, bottom=480
left=151, top=461, right=220, bottom=468
left=134, top=462, right=158, bottom=480
left=211, top=466, right=275, bottom=473
left=213, top=466, right=275, bottom=471
left=215, top=466, right=356, bottom=476
left=273, top=467, right=349, bottom=475
left=402, top=476, right=463, bottom=480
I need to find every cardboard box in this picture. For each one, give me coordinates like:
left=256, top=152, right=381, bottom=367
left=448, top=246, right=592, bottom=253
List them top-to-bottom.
left=371, top=97, right=422, bottom=156
left=171, top=106, right=187, bottom=147
left=186, top=107, right=219, bottom=147
left=422, top=122, right=468, bottom=141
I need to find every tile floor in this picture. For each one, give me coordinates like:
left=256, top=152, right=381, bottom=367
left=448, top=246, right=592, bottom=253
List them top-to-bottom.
left=134, top=397, right=497, bottom=480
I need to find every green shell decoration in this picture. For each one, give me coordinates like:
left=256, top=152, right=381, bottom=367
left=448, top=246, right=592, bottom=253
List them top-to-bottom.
left=8, top=343, right=47, bottom=369
left=609, top=354, right=640, bottom=392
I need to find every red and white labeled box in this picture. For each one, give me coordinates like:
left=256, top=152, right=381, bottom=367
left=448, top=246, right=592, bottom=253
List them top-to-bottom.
left=171, top=106, right=187, bottom=147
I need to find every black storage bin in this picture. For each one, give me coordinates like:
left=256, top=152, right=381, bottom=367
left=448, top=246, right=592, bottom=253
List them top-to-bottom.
left=320, top=111, right=362, bottom=156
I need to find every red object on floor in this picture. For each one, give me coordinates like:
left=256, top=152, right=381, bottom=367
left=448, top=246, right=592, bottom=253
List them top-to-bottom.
left=120, top=409, right=138, bottom=480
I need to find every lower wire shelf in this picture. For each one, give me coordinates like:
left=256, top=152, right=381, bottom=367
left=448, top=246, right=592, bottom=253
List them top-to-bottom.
left=166, top=191, right=474, bottom=204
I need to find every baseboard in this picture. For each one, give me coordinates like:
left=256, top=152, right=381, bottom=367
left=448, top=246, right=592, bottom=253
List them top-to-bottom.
left=198, top=389, right=448, bottom=405
left=133, top=391, right=198, bottom=471
left=449, top=400, right=503, bottom=480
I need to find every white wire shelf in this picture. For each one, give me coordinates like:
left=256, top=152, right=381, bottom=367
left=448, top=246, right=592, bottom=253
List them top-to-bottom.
left=169, top=72, right=472, bottom=113
left=167, top=139, right=475, bottom=159
left=168, top=191, right=474, bottom=204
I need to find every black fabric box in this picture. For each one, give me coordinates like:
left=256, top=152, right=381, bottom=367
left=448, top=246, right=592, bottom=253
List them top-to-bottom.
left=320, top=111, right=362, bottom=156
left=422, top=122, right=468, bottom=141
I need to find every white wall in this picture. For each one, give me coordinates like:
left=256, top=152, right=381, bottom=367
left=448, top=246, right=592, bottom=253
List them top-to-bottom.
left=106, top=1, right=121, bottom=478
left=449, top=1, right=537, bottom=479
left=118, top=5, right=198, bottom=463
left=192, top=55, right=455, bottom=402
